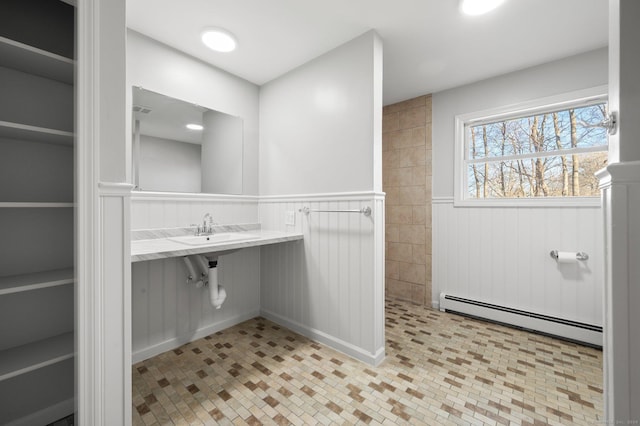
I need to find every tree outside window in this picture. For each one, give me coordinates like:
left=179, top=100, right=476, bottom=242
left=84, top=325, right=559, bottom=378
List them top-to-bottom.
left=465, top=102, right=608, bottom=199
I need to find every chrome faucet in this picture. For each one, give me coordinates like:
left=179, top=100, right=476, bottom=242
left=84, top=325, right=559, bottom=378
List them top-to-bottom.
left=202, top=212, right=214, bottom=235
left=190, top=213, right=216, bottom=236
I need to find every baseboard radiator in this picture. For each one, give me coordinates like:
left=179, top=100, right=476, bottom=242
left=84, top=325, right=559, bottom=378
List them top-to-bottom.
left=439, top=293, right=602, bottom=347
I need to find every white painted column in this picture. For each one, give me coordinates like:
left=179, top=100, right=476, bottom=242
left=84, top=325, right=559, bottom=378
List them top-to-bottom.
left=77, top=0, right=130, bottom=424
left=601, top=0, right=640, bottom=421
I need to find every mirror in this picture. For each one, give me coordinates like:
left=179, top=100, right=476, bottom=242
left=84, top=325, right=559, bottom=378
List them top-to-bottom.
left=132, top=87, right=243, bottom=194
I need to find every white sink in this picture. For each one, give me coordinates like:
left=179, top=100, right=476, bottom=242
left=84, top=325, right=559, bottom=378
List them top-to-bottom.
left=168, top=233, right=258, bottom=246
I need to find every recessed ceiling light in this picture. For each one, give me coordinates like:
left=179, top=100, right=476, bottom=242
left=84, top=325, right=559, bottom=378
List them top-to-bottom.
left=459, top=0, right=505, bottom=16
left=201, top=28, right=237, bottom=52
left=186, top=123, right=204, bottom=131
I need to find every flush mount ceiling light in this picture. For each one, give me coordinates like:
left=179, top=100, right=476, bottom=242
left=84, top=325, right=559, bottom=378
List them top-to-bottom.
left=459, top=0, right=505, bottom=16
left=201, top=28, right=237, bottom=52
left=186, top=123, right=204, bottom=131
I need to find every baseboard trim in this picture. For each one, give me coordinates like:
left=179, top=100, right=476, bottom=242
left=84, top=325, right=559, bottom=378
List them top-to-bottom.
left=260, top=309, right=385, bottom=366
left=132, top=310, right=260, bottom=363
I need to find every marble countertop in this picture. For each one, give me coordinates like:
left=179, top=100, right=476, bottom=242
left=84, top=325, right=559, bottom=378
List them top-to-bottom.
left=131, top=226, right=303, bottom=262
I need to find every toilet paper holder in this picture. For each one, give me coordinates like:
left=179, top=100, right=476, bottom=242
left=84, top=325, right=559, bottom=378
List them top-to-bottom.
left=550, top=250, right=589, bottom=261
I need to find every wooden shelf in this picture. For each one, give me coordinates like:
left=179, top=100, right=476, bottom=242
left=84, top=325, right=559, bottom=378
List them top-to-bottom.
left=0, top=36, right=73, bottom=84
left=0, top=120, right=73, bottom=146
left=0, top=202, right=74, bottom=208
left=0, top=269, right=74, bottom=296
left=0, top=332, right=74, bottom=382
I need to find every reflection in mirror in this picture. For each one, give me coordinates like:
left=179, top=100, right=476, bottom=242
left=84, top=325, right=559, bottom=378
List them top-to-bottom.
left=132, top=87, right=243, bottom=194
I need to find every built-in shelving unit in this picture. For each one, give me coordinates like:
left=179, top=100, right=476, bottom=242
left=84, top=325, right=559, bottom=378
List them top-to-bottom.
left=0, top=1, right=76, bottom=424
left=0, top=36, right=74, bottom=84
left=0, top=120, right=74, bottom=146
left=0, top=202, right=74, bottom=208
left=0, top=269, right=74, bottom=296
left=0, top=332, right=74, bottom=382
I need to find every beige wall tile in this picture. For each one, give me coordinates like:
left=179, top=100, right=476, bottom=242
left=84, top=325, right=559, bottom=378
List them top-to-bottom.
left=383, top=94, right=432, bottom=306
left=383, top=95, right=427, bottom=115
left=399, top=106, right=426, bottom=129
left=383, top=113, right=399, bottom=133
left=390, top=127, right=426, bottom=150
left=382, top=132, right=392, bottom=151
left=399, top=146, right=426, bottom=168
left=382, top=150, right=399, bottom=170
left=412, top=166, right=426, bottom=186
left=386, top=167, right=413, bottom=187
left=399, top=186, right=426, bottom=206
left=385, top=188, right=400, bottom=206
left=413, top=206, right=427, bottom=225
left=386, top=224, right=399, bottom=243
left=398, top=224, right=426, bottom=245
left=387, top=243, right=413, bottom=262
left=412, top=244, right=426, bottom=265
left=386, top=260, right=399, bottom=279
left=399, top=263, right=426, bottom=285
left=386, top=278, right=412, bottom=301
left=425, top=280, right=432, bottom=304
left=411, top=284, right=425, bottom=305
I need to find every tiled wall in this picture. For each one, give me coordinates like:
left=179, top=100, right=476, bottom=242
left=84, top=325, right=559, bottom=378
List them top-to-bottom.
left=382, top=95, right=432, bottom=305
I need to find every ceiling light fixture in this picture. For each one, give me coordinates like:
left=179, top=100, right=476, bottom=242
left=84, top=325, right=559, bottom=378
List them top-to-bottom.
left=459, top=0, right=505, bottom=16
left=201, top=28, right=237, bottom=52
left=186, top=123, right=204, bottom=131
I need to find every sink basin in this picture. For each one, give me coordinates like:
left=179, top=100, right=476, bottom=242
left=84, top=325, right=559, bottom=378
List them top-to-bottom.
left=168, top=233, right=259, bottom=246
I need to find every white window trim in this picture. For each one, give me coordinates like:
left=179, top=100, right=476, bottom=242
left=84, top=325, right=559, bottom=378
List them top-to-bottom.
left=453, top=85, right=608, bottom=208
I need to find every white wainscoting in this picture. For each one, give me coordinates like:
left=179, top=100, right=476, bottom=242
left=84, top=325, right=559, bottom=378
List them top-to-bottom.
left=597, top=161, right=640, bottom=421
left=130, top=192, right=259, bottom=230
left=259, top=192, right=386, bottom=365
left=432, top=197, right=603, bottom=327
left=131, top=247, right=261, bottom=363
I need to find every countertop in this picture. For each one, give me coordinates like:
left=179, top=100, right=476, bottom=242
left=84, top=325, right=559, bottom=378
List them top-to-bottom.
left=131, top=226, right=303, bottom=262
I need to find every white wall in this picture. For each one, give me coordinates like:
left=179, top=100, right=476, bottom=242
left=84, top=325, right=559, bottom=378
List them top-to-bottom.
left=127, top=30, right=259, bottom=195
left=259, top=30, right=383, bottom=195
left=258, top=31, right=385, bottom=365
left=431, top=48, right=608, bottom=327
left=201, top=110, right=243, bottom=194
left=139, top=135, right=201, bottom=193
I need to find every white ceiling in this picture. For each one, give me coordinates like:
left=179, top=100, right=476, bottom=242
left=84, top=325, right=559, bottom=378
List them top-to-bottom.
left=127, top=0, right=608, bottom=106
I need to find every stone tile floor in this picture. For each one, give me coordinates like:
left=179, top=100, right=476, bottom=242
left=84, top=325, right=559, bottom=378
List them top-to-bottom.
left=132, top=300, right=603, bottom=425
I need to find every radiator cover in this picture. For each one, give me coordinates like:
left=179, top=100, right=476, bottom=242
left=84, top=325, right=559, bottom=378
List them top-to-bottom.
left=439, top=293, right=602, bottom=347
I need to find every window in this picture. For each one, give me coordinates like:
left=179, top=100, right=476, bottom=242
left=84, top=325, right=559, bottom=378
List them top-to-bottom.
left=455, top=87, right=609, bottom=205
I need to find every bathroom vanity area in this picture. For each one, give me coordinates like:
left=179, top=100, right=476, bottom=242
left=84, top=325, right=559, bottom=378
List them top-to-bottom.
left=127, top=27, right=385, bottom=370
left=130, top=218, right=303, bottom=363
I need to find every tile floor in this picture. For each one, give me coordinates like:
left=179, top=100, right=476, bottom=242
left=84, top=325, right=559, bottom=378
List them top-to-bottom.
left=132, top=300, right=603, bottom=425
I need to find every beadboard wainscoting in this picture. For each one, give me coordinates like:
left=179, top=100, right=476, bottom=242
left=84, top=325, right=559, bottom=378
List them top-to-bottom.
left=131, top=192, right=259, bottom=230
left=259, top=192, right=386, bottom=365
left=432, top=197, right=604, bottom=329
left=131, top=247, right=261, bottom=363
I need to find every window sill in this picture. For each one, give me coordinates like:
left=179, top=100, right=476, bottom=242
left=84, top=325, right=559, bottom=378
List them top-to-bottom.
left=453, top=196, right=602, bottom=208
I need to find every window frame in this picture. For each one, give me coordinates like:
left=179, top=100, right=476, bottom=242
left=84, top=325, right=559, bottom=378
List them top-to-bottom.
left=453, top=85, right=608, bottom=207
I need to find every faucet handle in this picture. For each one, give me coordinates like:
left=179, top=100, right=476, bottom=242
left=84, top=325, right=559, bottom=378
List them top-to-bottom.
left=190, top=224, right=201, bottom=236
